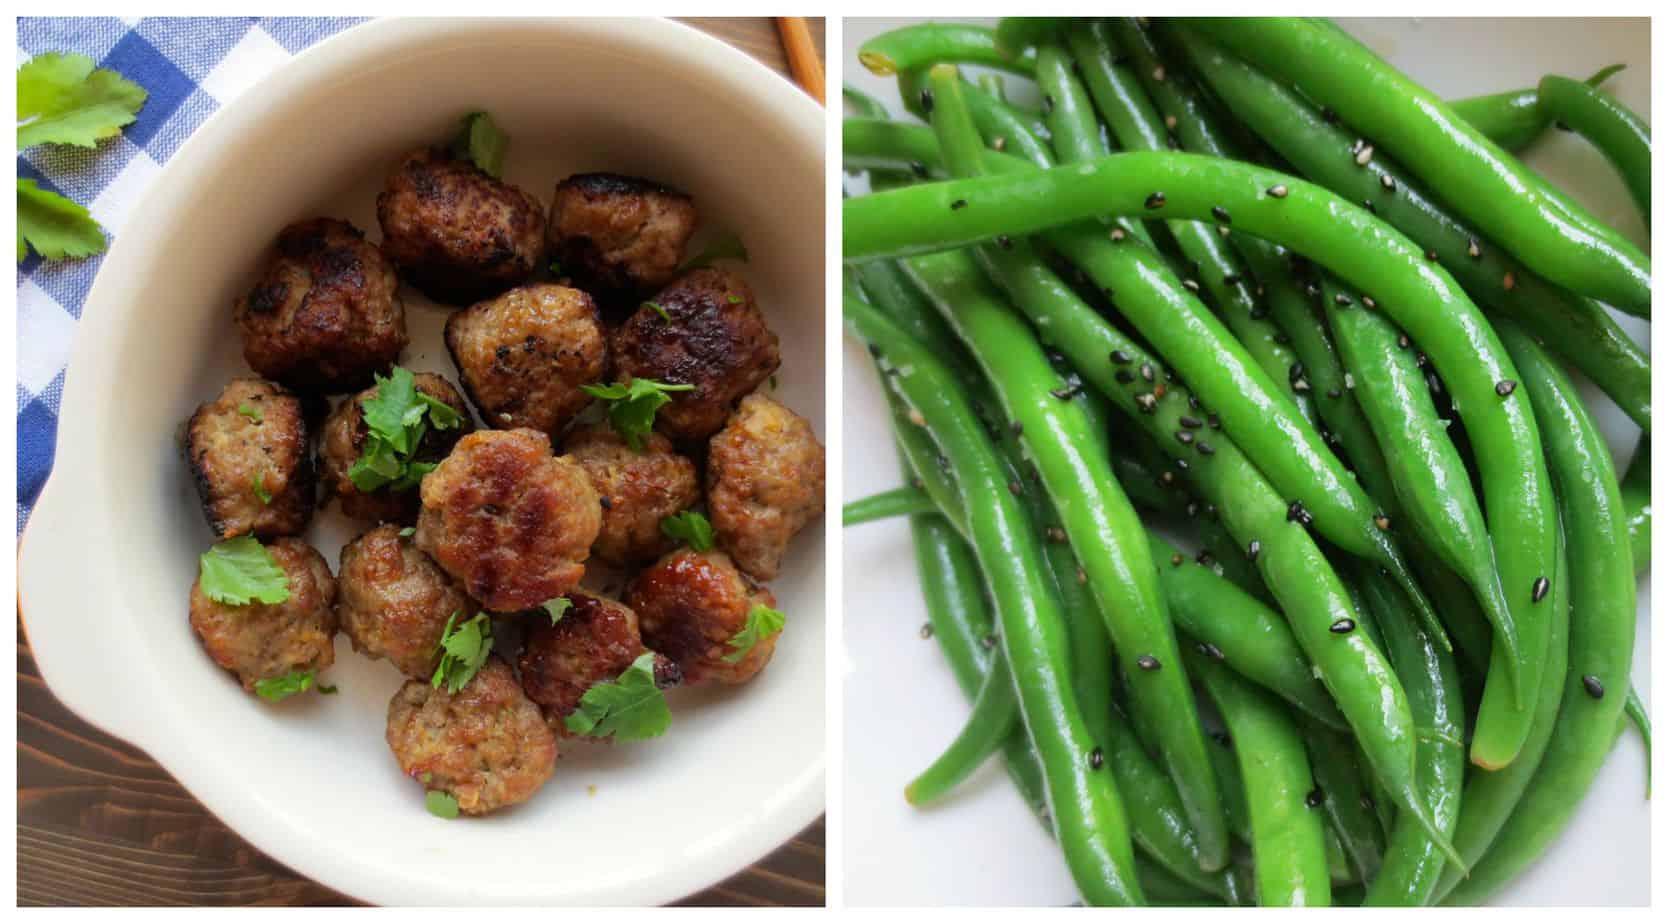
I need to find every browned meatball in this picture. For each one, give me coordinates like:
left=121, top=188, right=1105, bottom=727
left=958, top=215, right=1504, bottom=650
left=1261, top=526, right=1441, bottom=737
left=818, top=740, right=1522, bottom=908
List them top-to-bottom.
left=377, top=147, right=545, bottom=306
left=546, top=173, right=698, bottom=309
left=235, top=217, right=407, bottom=393
left=611, top=268, right=781, bottom=442
left=444, top=284, right=608, bottom=435
left=317, top=372, right=475, bottom=524
left=186, top=378, right=315, bottom=539
left=707, top=394, right=826, bottom=581
left=564, top=423, right=700, bottom=565
left=415, top=429, right=601, bottom=612
left=337, top=524, right=475, bottom=679
left=189, top=537, right=338, bottom=692
left=627, top=548, right=780, bottom=686
left=519, top=592, right=681, bottom=732
left=385, top=657, right=556, bottom=815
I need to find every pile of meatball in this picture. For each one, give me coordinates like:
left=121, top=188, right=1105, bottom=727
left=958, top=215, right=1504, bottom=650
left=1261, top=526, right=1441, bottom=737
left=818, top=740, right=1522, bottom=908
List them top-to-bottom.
left=183, top=141, right=825, bottom=816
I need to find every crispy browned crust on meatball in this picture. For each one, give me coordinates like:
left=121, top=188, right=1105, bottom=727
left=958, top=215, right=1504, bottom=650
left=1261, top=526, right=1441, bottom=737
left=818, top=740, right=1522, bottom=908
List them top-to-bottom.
left=377, top=147, right=546, bottom=306
left=546, top=172, right=697, bottom=307
left=235, top=217, right=408, bottom=393
left=611, top=268, right=781, bottom=442
left=443, top=284, right=608, bottom=435
left=317, top=373, right=475, bottom=524
left=186, top=378, right=315, bottom=539
left=707, top=394, right=826, bottom=581
left=563, top=423, right=699, bottom=566
left=415, top=429, right=601, bottom=612
left=337, top=524, right=475, bottom=679
left=189, top=537, right=338, bottom=691
left=627, top=548, right=779, bottom=686
left=518, top=592, right=681, bottom=732
left=385, top=657, right=556, bottom=815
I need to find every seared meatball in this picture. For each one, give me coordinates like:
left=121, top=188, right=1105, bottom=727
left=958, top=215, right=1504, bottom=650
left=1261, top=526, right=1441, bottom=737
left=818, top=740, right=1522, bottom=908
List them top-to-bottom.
left=377, top=147, right=545, bottom=305
left=546, top=172, right=698, bottom=308
left=235, top=217, right=407, bottom=393
left=611, top=268, right=780, bottom=442
left=444, top=284, right=608, bottom=434
left=318, top=373, right=474, bottom=524
left=186, top=378, right=315, bottom=539
left=707, top=394, right=826, bottom=581
left=564, top=423, right=700, bottom=565
left=415, top=429, right=601, bottom=612
left=337, top=524, right=475, bottom=679
left=189, top=537, right=338, bottom=692
left=628, top=548, right=780, bottom=686
left=519, top=592, right=681, bottom=732
left=385, top=657, right=556, bottom=815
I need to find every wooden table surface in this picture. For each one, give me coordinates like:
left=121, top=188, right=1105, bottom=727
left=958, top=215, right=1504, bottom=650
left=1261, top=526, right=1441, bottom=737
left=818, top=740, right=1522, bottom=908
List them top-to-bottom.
left=14, top=16, right=826, bottom=908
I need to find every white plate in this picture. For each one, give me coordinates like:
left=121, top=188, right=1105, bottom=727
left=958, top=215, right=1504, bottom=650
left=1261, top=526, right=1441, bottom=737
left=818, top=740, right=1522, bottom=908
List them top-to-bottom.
left=19, top=17, right=825, bottom=907
left=842, top=17, right=1649, bottom=907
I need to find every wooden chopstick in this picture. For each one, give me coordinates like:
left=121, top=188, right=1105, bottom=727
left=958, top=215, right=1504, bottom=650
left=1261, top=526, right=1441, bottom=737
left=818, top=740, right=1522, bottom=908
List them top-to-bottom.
left=775, top=17, right=825, bottom=105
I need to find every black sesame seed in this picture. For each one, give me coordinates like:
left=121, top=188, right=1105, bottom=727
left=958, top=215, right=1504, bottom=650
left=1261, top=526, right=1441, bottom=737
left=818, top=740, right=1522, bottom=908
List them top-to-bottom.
left=919, top=88, right=934, bottom=113
left=909, top=160, right=930, bottom=179
left=1145, top=191, right=1167, bottom=209
left=950, top=198, right=968, bottom=210
left=1211, top=205, right=1231, bottom=224
left=997, top=234, right=1014, bottom=250
left=1425, top=250, right=1439, bottom=261
left=1334, top=292, right=1353, bottom=306
left=1398, top=333, right=1411, bottom=350
left=1110, top=349, right=1132, bottom=364
left=1289, top=362, right=1306, bottom=385
left=1140, top=363, right=1155, bottom=382
left=1495, top=379, right=1518, bottom=397
left=1326, top=388, right=1342, bottom=399
left=1135, top=393, right=1158, bottom=413
left=1207, top=414, right=1221, bottom=429
left=1179, top=416, right=1202, bottom=429
left=1176, top=430, right=1195, bottom=445
left=1196, top=441, right=1215, bottom=456
left=1175, top=457, right=1190, bottom=471
left=1287, top=501, right=1313, bottom=525
left=1045, top=526, right=1068, bottom=543
left=1247, top=539, right=1261, bottom=561
left=1195, top=549, right=1214, bottom=565
left=1532, top=576, right=1550, bottom=603
left=1330, top=618, right=1357, bottom=634
left=920, top=623, right=934, bottom=639
left=1197, top=641, right=1225, bottom=661
left=1136, top=654, right=1161, bottom=671
left=1582, top=675, right=1606, bottom=699
left=1090, top=747, right=1104, bottom=770
left=1306, top=787, right=1325, bottom=808
left=1360, top=794, right=1376, bottom=812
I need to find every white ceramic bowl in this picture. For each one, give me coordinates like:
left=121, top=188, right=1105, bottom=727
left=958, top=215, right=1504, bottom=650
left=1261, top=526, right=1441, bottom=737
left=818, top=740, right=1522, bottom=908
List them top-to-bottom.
left=842, top=16, right=1649, bottom=907
left=19, top=17, right=825, bottom=906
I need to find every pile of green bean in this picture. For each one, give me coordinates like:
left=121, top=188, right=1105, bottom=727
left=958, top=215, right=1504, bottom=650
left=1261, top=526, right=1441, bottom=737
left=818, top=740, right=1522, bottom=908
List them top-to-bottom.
left=842, top=17, right=1650, bottom=907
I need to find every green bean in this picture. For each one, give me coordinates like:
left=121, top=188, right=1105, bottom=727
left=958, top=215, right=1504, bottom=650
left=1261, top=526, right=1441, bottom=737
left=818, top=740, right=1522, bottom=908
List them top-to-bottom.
left=994, top=17, right=1069, bottom=59
left=1186, top=17, right=1650, bottom=314
left=858, top=22, right=1036, bottom=79
left=1167, top=23, right=1650, bottom=429
left=1449, top=64, right=1625, bottom=152
left=895, top=68, right=1055, bottom=169
left=976, top=72, right=1008, bottom=104
left=1537, top=75, right=1650, bottom=227
left=846, top=291, right=1143, bottom=905
left=1443, top=320, right=1639, bottom=904
left=1621, top=438, right=1650, bottom=577
left=844, top=486, right=939, bottom=525
left=1359, top=571, right=1465, bottom=906
left=903, top=649, right=1019, bottom=806
left=1187, top=649, right=1331, bottom=906
left=1624, top=689, right=1651, bottom=798
left=1299, top=718, right=1387, bottom=886
left=1204, top=728, right=1252, bottom=844
left=1136, top=855, right=1229, bottom=907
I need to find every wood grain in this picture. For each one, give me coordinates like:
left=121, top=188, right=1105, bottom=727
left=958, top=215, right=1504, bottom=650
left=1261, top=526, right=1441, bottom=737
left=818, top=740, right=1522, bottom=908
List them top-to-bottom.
left=15, top=16, right=825, bottom=908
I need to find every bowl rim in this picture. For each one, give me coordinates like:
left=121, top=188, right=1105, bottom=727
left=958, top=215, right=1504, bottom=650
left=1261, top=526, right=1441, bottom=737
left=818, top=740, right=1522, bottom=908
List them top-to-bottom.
left=18, top=15, right=825, bottom=906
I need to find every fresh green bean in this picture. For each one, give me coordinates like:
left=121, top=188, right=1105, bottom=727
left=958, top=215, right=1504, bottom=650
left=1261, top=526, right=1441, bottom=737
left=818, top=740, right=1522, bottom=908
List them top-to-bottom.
left=994, top=17, right=1069, bottom=59
left=858, top=22, right=1036, bottom=79
left=1449, top=64, right=1625, bottom=152
left=895, top=68, right=1055, bottom=169
left=1537, top=74, right=1650, bottom=227
left=1621, top=438, right=1650, bottom=577
left=844, top=486, right=939, bottom=525
left=903, top=649, right=1019, bottom=806
left=1625, top=689, right=1651, bottom=798
left=1299, top=718, right=1387, bottom=886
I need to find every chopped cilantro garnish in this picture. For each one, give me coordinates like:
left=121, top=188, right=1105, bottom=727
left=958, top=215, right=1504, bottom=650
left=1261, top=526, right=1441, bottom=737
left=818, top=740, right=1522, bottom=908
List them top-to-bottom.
left=451, top=110, right=506, bottom=179
left=679, top=231, right=749, bottom=271
left=727, top=295, right=743, bottom=304
left=644, top=301, right=671, bottom=322
left=350, top=367, right=461, bottom=493
left=580, top=378, right=694, bottom=451
left=236, top=401, right=262, bottom=423
left=253, top=470, right=271, bottom=505
left=660, top=510, right=714, bottom=552
left=399, top=527, right=416, bottom=538
left=198, top=536, right=290, bottom=606
left=543, top=597, right=573, bottom=626
left=723, top=604, right=785, bottom=663
left=431, top=612, right=493, bottom=694
left=563, top=652, right=672, bottom=741
left=254, top=669, right=318, bottom=703
left=425, top=790, right=460, bottom=819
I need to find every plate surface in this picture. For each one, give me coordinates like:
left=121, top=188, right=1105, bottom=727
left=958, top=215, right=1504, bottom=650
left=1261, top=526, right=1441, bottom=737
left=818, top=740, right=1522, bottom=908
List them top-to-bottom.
left=841, top=16, right=1649, bottom=907
left=19, top=17, right=825, bottom=906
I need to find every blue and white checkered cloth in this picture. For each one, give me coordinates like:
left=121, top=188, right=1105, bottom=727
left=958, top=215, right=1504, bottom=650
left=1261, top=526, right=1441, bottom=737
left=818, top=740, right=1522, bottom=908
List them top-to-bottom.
left=16, top=17, right=367, bottom=533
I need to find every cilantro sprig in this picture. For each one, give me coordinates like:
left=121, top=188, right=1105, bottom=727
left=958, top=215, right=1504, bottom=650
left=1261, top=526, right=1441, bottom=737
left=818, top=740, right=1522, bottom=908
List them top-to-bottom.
left=17, top=52, right=147, bottom=263
left=451, top=111, right=506, bottom=179
left=678, top=231, right=749, bottom=272
left=349, top=367, right=462, bottom=493
left=580, top=378, right=694, bottom=451
left=253, top=471, right=272, bottom=505
left=660, top=510, right=714, bottom=552
left=198, top=536, right=290, bottom=606
left=543, top=597, right=573, bottom=626
left=723, top=604, right=785, bottom=664
left=431, top=612, right=493, bottom=694
left=563, top=653, right=672, bottom=741
left=254, top=669, right=331, bottom=703
left=425, top=790, right=460, bottom=819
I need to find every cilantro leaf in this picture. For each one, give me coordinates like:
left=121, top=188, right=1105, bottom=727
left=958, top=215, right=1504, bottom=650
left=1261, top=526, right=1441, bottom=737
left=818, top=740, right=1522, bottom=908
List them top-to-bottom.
left=17, top=52, right=147, bottom=150
left=451, top=111, right=506, bottom=179
left=18, top=178, right=105, bottom=263
left=679, top=231, right=749, bottom=271
left=644, top=301, right=671, bottom=322
left=351, top=367, right=461, bottom=492
left=361, top=367, right=423, bottom=454
left=580, top=378, right=695, bottom=451
left=418, top=392, right=463, bottom=430
left=236, top=401, right=262, bottom=423
left=253, top=470, right=271, bottom=505
left=660, top=510, right=714, bottom=552
left=399, top=527, right=416, bottom=538
left=198, top=536, right=290, bottom=606
left=543, top=597, right=573, bottom=626
left=723, top=604, right=785, bottom=663
left=431, top=612, right=493, bottom=695
left=563, top=652, right=672, bottom=741
left=254, top=669, right=317, bottom=703
left=425, top=790, right=460, bottom=819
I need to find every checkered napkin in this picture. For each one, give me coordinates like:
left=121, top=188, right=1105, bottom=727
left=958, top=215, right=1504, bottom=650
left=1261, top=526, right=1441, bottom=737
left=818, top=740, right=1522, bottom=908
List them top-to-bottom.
left=15, top=17, right=366, bottom=533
